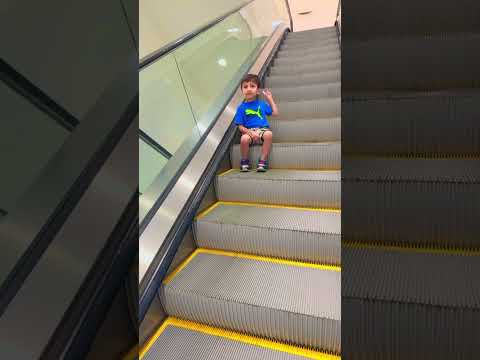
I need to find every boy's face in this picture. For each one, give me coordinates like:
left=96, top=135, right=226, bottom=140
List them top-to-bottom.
left=241, top=80, right=259, bottom=100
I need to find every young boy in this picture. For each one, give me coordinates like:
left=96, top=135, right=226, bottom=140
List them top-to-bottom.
left=234, top=74, right=279, bottom=172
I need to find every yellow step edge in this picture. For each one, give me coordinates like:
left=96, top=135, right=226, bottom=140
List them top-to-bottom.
left=196, top=200, right=341, bottom=220
left=344, top=241, right=480, bottom=257
left=163, top=248, right=340, bottom=285
left=140, top=317, right=340, bottom=360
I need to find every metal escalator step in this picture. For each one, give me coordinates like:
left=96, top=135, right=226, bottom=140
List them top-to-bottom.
left=288, top=26, right=337, bottom=37
left=286, top=32, right=337, bottom=43
left=281, top=38, right=338, bottom=51
left=276, top=45, right=340, bottom=61
left=275, top=50, right=340, bottom=66
left=271, top=59, right=340, bottom=76
left=266, top=70, right=340, bottom=87
left=272, top=82, right=341, bottom=101
left=343, top=91, right=480, bottom=156
left=275, top=98, right=340, bottom=119
left=269, top=117, right=340, bottom=142
left=231, top=142, right=340, bottom=170
left=343, top=157, right=480, bottom=249
left=216, top=169, right=340, bottom=208
left=195, top=202, right=340, bottom=264
left=342, top=245, right=480, bottom=359
left=160, top=249, right=341, bottom=353
left=141, top=317, right=339, bottom=360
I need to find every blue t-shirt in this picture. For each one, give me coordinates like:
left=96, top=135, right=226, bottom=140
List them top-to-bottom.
left=234, top=99, right=272, bottom=129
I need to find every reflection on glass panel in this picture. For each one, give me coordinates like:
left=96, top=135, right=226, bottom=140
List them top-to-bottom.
left=175, top=12, right=265, bottom=132
left=140, top=53, right=200, bottom=154
left=0, top=82, right=69, bottom=215
left=139, top=138, right=168, bottom=194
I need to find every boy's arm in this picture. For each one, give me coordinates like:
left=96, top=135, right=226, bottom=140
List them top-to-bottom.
left=262, top=89, right=279, bottom=116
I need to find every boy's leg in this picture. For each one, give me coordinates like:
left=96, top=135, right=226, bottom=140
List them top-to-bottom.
left=260, top=130, right=273, bottom=160
left=240, top=134, right=252, bottom=171
left=240, top=134, right=251, bottom=159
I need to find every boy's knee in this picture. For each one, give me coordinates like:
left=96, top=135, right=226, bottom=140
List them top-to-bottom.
left=263, top=131, right=273, bottom=140
left=240, top=134, right=251, bottom=144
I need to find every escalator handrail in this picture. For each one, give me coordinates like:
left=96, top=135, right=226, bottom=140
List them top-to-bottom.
left=139, top=0, right=255, bottom=69
left=138, top=23, right=289, bottom=323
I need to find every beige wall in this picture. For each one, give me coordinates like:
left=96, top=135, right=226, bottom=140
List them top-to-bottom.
left=140, top=0, right=250, bottom=59
left=288, top=0, right=339, bottom=32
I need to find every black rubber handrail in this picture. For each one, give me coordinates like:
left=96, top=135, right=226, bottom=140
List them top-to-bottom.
left=139, top=0, right=255, bottom=69
left=139, top=129, right=173, bottom=159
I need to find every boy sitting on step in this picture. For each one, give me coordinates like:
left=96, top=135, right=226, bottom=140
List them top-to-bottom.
left=234, top=74, right=279, bottom=172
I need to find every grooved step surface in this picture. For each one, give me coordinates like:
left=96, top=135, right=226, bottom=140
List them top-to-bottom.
left=281, top=39, right=339, bottom=52
left=277, top=44, right=340, bottom=59
left=275, top=50, right=340, bottom=66
left=271, top=61, right=341, bottom=76
left=266, top=70, right=341, bottom=87
left=272, top=83, right=341, bottom=101
left=343, top=91, right=480, bottom=156
left=276, top=98, right=340, bottom=119
left=269, top=117, right=341, bottom=142
left=231, top=142, right=340, bottom=170
left=343, top=158, right=480, bottom=182
left=216, top=169, right=341, bottom=208
left=343, top=179, right=480, bottom=248
left=195, top=203, right=340, bottom=264
left=343, top=246, right=480, bottom=307
left=160, top=251, right=341, bottom=352
left=342, top=297, right=480, bottom=360
left=143, top=323, right=332, bottom=360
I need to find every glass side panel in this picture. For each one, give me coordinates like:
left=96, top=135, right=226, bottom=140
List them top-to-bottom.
left=139, top=0, right=290, bottom=224
left=139, top=53, right=200, bottom=155
left=0, top=82, right=69, bottom=216
left=139, top=139, right=168, bottom=195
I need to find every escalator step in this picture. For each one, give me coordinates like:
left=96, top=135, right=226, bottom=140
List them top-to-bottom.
left=281, top=37, right=338, bottom=51
left=277, top=45, right=339, bottom=59
left=275, top=49, right=340, bottom=66
left=271, top=60, right=340, bottom=76
left=266, top=70, right=340, bottom=87
left=271, top=82, right=341, bottom=101
left=343, top=91, right=480, bottom=156
left=275, top=98, right=340, bottom=119
left=269, top=117, right=341, bottom=142
left=231, top=142, right=340, bottom=170
left=343, top=157, right=480, bottom=249
left=216, top=169, right=340, bottom=208
left=195, top=201, right=340, bottom=264
left=342, top=245, right=480, bottom=360
left=159, top=249, right=341, bottom=353
left=141, top=317, right=339, bottom=360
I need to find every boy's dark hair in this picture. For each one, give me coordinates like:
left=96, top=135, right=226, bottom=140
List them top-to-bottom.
left=240, top=73, right=261, bottom=88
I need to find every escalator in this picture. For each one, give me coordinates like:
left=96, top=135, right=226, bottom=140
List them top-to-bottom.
left=342, top=0, right=480, bottom=358
left=140, top=25, right=341, bottom=360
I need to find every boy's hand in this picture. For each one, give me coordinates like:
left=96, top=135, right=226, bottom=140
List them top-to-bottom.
left=262, top=89, right=273, bottom=100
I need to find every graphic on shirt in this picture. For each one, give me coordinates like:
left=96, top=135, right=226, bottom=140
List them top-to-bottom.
left=245, top=105, right=263, bottom=119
